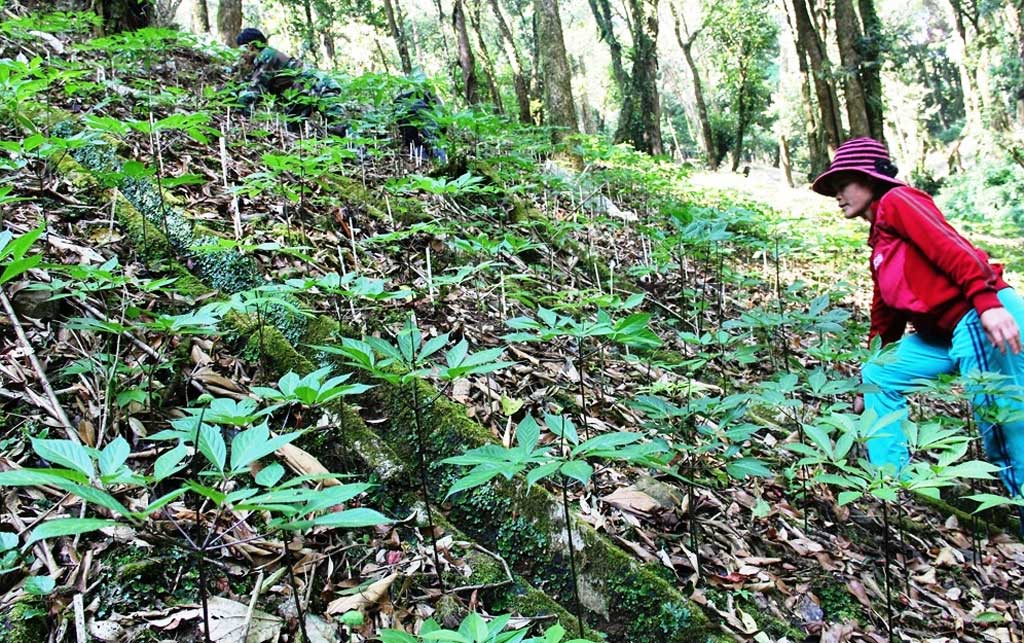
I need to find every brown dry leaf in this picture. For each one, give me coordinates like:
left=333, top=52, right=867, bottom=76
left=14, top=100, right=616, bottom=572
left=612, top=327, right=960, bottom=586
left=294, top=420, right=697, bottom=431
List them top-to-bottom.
left=191, top=343, right=214, bottom=367
left=193, top=367, right=246, bottom=393
left=451, top=378, right=471, bottom=404
left=78, top=420, right=96, bottom=446
left=277, top=443, right=339, bottom=486
left=601, top=486, right=661, bottom=516
left=611, top=535, right=658, bottom=563
left=785, top=537, right=824, bottom=556
left=933, top=546, right=963, bottom=567
left=327, top=572, right=399, bottom=615
left=846, top=579, right=872, bottom=608
left=206, top=597, right=282, bottom=643
left=146, top=598, right=282, bottom=643
left=147, top=605, right=203, bottom=629
left=304, top=614, right=339, bottom=643
left=87, top=619, right=126, bottom=641
left=821, top=621, right=857, bottom=643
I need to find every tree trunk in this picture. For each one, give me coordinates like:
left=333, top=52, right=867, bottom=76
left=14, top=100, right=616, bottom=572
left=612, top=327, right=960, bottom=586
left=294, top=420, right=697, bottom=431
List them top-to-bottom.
left=97, top=0, right=152, bottom=33
left=194, top=0, right=209, bottom=32
left=216, top=0, right=242, bottom=47
left=302, top=0, right=320, bottom=65
left=384, top=0, right=414, bottom=74
left=434, top=0, right=454, bottom=81
left=453, top=0, right=480, bottom=103
left=470, top=0, right=505, bottom=111
left=490, top=0, right=533, bottom=123
left=534, top=0, right=579, bottom=141
left=584, top=0, right=628, bottom=96
left=615, top=0, right=662, bottom=155
left=789, top=0, right=843, bottom=152
left=834, top=0, right=871, bottom=138
left=856, top=0, right=885, bottom=140
left=947, top=0, right=983, bottom=133
left=671, top=1, right=716, bottom=168
left=1006, top=1, right=1024, bottom=124
left=785, top=2, right=829, bottom=175
left=529, top=9, right=545, bottom=123
left=323, top=33, right=336, bottom=64
left=375, top=39, right=392, bottom=73
left=576, top=56, right=598, bottom=134
left=731, top=64, right=750, bottom=172
left=779, top=134, right=794, bottom=187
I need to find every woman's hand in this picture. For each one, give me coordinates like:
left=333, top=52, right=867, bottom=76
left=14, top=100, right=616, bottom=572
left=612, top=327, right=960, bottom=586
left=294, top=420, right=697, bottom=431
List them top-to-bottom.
left=980, top=306, right=1022, bottom=355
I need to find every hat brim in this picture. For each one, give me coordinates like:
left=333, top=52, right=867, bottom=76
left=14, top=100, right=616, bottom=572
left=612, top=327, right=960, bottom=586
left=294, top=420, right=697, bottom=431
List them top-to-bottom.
left=811, top=167, right=906, bottom=197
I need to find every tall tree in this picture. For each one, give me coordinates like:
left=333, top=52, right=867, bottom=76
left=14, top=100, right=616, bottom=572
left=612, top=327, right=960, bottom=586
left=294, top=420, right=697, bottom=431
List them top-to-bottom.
left=97, top=0, right=152, bottom=33
left=194, top=0, right=209, bottom=32
left=217, top=0, right=242, bottom=46
left=302, top=0, right=320, bottom=65
left=383, top=0, right=413, bottom=74
left=453, top=0, right=481, bottom=103
left=469, top=0, right=505, bottom=111
left=490, top=0, right=533, bottom=122
left=534, top=0, right=579, bottom=140
left=584, top=0, right=628, bottom=97
left=615, top=0, right=663, bottom=154
left=706, top=0, right=778, bottom=170
left=788, top=0, right=842, bottom=159
left=834, top=0, right=871, bottom=137
left=856, top=0, right=885, bottom=140
left=946, top=0, right=984, bottom=133
left=671, top=1, right=716, bottom=168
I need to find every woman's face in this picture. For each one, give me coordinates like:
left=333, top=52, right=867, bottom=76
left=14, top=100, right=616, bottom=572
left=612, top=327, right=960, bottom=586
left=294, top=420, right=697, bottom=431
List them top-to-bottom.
left=832, top=173, right=875, bottom=221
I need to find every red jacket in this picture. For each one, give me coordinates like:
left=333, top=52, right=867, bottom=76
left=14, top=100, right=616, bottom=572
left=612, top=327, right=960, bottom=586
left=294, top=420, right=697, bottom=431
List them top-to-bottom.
left=867, top=186, right=1008, bottom=345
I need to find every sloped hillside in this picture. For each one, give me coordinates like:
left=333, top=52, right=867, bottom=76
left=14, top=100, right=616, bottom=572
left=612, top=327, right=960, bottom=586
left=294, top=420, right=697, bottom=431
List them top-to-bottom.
left=1, top=10, right=1022, bottom=643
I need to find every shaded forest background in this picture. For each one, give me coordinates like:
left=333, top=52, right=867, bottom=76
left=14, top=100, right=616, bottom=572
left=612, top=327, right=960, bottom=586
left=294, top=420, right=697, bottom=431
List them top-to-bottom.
left=3, top=0, right=1024, bottom=640
left=89, top=0, right=1024, bottom=230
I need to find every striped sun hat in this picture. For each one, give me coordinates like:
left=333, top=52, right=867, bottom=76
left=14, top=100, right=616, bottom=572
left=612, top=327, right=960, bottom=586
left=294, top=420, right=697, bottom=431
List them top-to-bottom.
left=811, top=137, right=905, bottom=196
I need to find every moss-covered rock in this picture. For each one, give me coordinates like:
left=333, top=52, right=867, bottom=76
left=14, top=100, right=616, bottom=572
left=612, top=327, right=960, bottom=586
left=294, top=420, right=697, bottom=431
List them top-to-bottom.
left=364, top=379, right=711, bottom=642
left=0, top=598, right=47, bottom=643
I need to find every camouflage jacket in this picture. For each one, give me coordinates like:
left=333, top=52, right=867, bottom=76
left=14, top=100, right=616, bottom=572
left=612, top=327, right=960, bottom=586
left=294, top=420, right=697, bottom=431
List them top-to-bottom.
left=248, top=46, right=304, bottom=98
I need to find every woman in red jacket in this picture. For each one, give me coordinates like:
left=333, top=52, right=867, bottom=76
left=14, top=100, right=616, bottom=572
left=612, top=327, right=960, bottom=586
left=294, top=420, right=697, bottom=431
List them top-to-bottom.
left=812, top=138, right=1024, bottom=512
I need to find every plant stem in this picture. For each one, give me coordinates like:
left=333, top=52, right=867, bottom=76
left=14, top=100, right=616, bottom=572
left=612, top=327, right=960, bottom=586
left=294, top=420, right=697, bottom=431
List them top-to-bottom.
left=715, top=241, right=724, bottom=322
left=255, top=302, right=266, bottom=370
left=576, top=336, right=589, bottom=442
left=411, top=382, right=446, bottom=592
left=188, top=408, right=212, bottom=643
left=967, top=411, right=982, bottom=565
left=561, top=475, right=585, bottom=638
left=687, top=475, right=701, bottom=580
left=894, top=491, right=910, bottom=599
left=882, top=501, right=895, bottom=642
left=284, top=534, right=312, bottom=643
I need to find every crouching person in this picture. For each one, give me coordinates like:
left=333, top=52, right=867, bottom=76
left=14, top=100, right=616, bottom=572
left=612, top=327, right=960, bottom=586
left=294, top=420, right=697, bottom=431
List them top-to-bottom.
left=234, top=28, right=347, bottom=136
left=394, top=88, right=447, bottom=163
left=812, top=137, right=1024, bottom=534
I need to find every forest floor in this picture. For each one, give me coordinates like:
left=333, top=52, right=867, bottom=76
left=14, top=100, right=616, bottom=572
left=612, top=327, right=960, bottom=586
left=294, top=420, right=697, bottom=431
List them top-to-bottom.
left=1, top=10, right=1024, bottom=643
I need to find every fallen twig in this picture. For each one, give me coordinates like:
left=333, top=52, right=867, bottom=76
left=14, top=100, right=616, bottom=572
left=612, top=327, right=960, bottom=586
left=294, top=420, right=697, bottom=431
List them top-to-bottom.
left=0, top=288, right=77, bottom=441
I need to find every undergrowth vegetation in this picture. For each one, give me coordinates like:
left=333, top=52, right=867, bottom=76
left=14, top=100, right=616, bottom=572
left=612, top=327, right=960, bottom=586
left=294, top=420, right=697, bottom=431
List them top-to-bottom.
left=0, top=9, right=1023, bottom=643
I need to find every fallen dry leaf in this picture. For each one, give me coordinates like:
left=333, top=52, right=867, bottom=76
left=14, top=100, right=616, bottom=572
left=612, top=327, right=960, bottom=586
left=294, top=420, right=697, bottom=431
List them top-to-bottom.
left=277, top=443, right=339, bottom=486
left=600, top=486, right=661, bottom=515
left=327, top=572, right=399, bottom=615
left=147, top=598, right=281, bottom=643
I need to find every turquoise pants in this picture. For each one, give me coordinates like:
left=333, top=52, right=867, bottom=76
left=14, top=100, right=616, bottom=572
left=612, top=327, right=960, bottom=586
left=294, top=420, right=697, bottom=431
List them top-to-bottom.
left=862, top=288, right=1024, bottom=497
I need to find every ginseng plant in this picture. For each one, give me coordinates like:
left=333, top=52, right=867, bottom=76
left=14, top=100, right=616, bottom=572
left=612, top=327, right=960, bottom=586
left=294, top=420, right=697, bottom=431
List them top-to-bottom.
left=316, top=315, right=512, bottom=592
left=0, top=404, right=390, bottom=642
left=793, top=409, right=999, bottom=641
left=441, top=413, right=663, bottom=638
